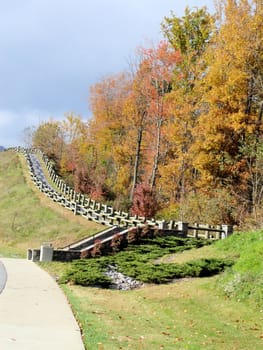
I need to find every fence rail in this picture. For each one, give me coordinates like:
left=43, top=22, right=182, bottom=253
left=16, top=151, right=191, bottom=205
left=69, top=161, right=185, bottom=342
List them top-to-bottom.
left=11, top=147, right=233, bottom=262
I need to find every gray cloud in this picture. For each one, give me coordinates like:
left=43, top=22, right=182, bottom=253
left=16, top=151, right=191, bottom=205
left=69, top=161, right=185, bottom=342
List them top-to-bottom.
left=0, top=0, right=214, bottom=147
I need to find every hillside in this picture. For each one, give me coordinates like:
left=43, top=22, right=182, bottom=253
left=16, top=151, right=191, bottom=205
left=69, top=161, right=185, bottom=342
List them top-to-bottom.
left=0, top=150, right=102, bottom=257
left=1, top=150, right=263, bottom=349
left=57, top=230, right=263, bottom=350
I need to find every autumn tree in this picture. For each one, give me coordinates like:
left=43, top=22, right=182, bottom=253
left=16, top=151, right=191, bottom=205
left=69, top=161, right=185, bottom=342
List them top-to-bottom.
left=193, top=0, right=263, bottom=218
left=159, top=7, right=215, bottom=208
left=136, top=41, right=180, bottom=191
left=124, top=49, right=162, bottom=203
left=89, top=73, right=132, bottom=203
left=124, top=88, right=148, bottom=203
left=59, top=113, right=94, bottom=193
left=32, top=120, right=64, bottom=164
left=239, top=135, right=263, bottom=223
left=131, top=183, right=158, bottom=218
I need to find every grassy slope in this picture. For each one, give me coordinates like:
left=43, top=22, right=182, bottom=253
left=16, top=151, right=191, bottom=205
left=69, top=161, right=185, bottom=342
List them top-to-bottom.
left=0, top=150, right=102, bottom=257
left=1, top=150, right=263, bottom=349
left=59, top=232, right=263, bottom=350
left=62, top=280, right=263, bottom=350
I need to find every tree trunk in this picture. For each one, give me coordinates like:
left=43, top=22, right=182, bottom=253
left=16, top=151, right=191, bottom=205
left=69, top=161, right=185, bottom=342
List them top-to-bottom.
left=150, top=118, right=162, bottom=190
left=130, top=125, right=143, bottom=201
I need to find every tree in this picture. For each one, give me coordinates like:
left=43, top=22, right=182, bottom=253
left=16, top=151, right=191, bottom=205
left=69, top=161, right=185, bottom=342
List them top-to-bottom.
left=193, top=0, right=263, bottom=204
left=162, top=6, right=214, bottom=90
left=159, top=7, right=215, bottom=206
left=137, top=41, right=180, bottom=190
left=125, top=64, right=151, bottom=202
left=89, top=73, right=132, bottom=202
left=59, top=113, right=93, bottom=192
left=32, top=120, right=64, bottom=163
left=239, top=135, right=263, bottom=223
left=131, top=183, right=158, bottom=218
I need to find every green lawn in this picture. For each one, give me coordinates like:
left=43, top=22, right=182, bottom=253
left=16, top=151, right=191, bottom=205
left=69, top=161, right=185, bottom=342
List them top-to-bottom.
left=62, top=277, right=263, bottom=350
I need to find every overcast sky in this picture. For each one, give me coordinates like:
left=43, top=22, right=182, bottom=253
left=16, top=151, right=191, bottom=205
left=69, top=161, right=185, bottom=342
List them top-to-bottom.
left=0, top=0, right=214, bottom=147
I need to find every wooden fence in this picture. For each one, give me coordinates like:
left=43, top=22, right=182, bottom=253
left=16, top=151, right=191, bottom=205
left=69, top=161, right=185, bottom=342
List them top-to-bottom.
left=12, top=147, right=233, bottom=261
left=15, top=147, right=233, bottom=237
left=23, top=148, right=158, bottom=228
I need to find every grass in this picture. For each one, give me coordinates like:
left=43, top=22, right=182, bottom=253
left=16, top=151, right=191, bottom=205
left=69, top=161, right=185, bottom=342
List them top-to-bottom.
left=2, top=149, right=263, bottom=349
left=0, top=150, right=103, bottom=257
left=41, top=230, right=263, bottom=349
left=50, top=230, right=263, bottom=349
left=158, top=230, right=263, bottom=306
left=215, top=230, right=263, bottom=306
left=61, top=280, right=263, bottom=350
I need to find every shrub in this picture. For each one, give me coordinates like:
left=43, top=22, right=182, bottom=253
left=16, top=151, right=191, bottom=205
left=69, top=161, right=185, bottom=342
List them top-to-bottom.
left=131, top=183, right=158, bottom=218
left=127, top=227, right=140, bottom=244
left=110, top=233, right=127, bottom=252
left=60, top=237, right=233, bottom=287
left=91, top=239, right=103, bottom=257
left=60, top=258, right=111, bottom=287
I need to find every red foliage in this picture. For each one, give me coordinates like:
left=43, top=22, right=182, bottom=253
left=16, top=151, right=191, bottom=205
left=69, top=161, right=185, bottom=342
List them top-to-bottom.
left=66, top=160, right=76, bottom=172
left=74, top=166, right=94, bottom=194
left=131, top=183, right=158, bottom=218
left=90, top=239, right=102, bottom=257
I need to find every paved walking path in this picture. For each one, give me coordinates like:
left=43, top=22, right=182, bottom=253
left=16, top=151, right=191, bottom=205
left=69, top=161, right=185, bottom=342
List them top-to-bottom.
left=0, top=258, right=85, bottom=350
left=0, top=261, right=7, bottom=293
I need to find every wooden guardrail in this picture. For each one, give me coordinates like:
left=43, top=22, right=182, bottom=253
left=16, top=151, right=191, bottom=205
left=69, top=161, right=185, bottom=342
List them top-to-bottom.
left=11, top=147, right=233, bottom=262
left=14, top=147, right=233, bottom=239
left=18, top=147, right=164, bottom=228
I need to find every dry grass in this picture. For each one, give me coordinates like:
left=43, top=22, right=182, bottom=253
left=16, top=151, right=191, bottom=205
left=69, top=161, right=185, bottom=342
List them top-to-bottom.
left=0, top=151, right=103, bottom=257
left=18, top=153, right=102, bottom=231
left=155, top=243, right=229, bottom=265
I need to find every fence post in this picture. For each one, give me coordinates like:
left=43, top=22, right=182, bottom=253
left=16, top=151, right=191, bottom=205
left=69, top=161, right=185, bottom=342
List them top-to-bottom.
left=73, top=191, right=77, bottom=202
left=73, top=202, right=78, bottom=215
left=158, top=220, right=167, bottom=229
left=168, top=220, right=174, bottom=230
left=177, top=222, right=188, bottom=236
left=193, top=223, right=199, bottom=238
left=205, top=224, right=210, bottom=239
left=221, top=225, right=233, bottom=239
left=40, top=243, right=53, bottom=262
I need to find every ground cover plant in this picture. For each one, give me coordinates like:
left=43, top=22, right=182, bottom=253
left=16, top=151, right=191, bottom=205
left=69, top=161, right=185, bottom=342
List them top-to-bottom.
left=60, top=236, right=233, bottom=286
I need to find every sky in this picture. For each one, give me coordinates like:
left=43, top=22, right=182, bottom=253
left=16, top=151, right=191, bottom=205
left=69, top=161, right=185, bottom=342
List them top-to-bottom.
left=0, top=0, right=214, bottom=147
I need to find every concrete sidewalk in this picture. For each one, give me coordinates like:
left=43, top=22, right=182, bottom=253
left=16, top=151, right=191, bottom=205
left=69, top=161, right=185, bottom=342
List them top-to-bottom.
left=0, top=258, right=85, bottom=350
left=0, top=261, right=7, bottom=293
